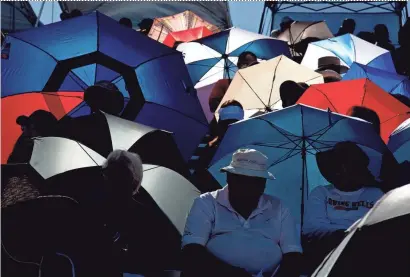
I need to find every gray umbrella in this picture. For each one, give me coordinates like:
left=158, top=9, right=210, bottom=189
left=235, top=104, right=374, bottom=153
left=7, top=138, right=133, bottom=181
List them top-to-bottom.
left=313, top=184, right=410, bottom=277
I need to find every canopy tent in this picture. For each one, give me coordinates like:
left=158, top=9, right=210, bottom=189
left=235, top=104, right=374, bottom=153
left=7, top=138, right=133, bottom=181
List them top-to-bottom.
left=1, top=1, right=39, bottom=34
left=58, top=1, right=232, bottom=31
left=259, top=1, right=408, bottom=45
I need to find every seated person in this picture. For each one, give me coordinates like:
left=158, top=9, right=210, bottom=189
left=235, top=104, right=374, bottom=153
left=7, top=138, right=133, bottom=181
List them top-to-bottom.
left=279, top=81, right=309, bottom=108
left=346, top=106, right=406, bottom=191
left=8, top=110, right=58, bottom=164
left=302, top=141, right=384, bottom=274
left=182, top=149, right=302, bottom=277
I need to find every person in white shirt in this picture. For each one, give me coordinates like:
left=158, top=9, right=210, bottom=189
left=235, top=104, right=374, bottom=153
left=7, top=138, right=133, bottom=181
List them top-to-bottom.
left=302, top=141, right=384, bottom=274
left=181, top=149, right=303, bottom=277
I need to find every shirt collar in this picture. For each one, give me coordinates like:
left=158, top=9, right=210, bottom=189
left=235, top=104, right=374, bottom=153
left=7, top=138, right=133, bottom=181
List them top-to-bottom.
left=215, top=185, right=272, bottom=217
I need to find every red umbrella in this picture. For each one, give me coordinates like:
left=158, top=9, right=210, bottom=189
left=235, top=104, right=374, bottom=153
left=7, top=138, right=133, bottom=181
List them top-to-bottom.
left=163, top=26, right=213, bottom=48
left=297, top=79, right=410, bottom=142
left=1, top=91, right=84, bottom=164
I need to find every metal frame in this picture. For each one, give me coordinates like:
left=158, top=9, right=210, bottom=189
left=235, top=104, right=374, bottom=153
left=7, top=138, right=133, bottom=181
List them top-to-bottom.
left=1, top=1, right=38, bottom=33
left=259, top=1, right=408, bottom=35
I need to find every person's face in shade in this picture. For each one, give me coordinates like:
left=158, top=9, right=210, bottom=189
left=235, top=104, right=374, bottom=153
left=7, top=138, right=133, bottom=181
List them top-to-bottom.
left=237, top=54, right=258, bottom=69
left=227, top=173, right=266, bottom=212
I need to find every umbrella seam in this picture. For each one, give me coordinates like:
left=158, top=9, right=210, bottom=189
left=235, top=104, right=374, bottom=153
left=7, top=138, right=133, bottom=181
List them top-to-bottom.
left=9, top=35, right=58, bottom=62
left=310, top=43, right=349, bottom=67
left=268, top=56, right=283, bottom=107
left=237, top=71, right=270, bottom=110
left=388, top=78, right=407, bottom=94
left=307, top=87, right=339, bottom=113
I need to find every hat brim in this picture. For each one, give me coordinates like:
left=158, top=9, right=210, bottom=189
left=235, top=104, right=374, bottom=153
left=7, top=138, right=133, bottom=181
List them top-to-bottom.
left=316, top=64, right=349, bottom=74
left=16, top=115, right=30, bottom=126
left=316, top=149, right=376, bottom=185
left=220, top=166, right=275, bottom=180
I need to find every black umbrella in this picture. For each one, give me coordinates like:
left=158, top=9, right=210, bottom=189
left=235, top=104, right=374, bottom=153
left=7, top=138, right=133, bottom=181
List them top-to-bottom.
left=59, top=112, right=189, bottom=177
left=124, top=165, right=200, bottom=274
left=313, top=184, right=410, bottom=277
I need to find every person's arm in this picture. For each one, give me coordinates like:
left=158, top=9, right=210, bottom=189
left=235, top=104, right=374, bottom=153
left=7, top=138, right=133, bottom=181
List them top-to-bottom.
left=303, top=187, right=346, bottom=237
left=181, top=197, right=251, bottom=277
left=277, top=205, right=303, bottom=277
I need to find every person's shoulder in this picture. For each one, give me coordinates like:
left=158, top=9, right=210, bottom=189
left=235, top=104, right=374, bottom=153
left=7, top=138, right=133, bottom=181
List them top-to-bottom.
left=362, top=186, right=384, bottom=196
left=197, top=189, right=220, bottom=203
left=262, top=194, right=287, bottom=210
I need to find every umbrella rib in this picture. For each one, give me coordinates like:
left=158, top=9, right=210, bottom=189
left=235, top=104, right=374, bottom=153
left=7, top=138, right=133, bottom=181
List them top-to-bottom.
left=293, top=21, right=320, bottom=43
left=9, top=35, right=58, bottom=62
left=268, top=56, right=283, bottom=107
left=237, top=71, right=270, bottom=110
left=303, top=75, right=324, bottom=84
left=388, top=78, right=407, bottom=94
left=308, top=87, right=339, bottom=113
left=255, top=118, right=301, bottom=148
left=74, top=141, right=100, bottom=166
left=270, top=149, right=303, bottom=168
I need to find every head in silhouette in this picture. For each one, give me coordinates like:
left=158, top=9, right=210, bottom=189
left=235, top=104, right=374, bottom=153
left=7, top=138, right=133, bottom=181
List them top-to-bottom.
left=70, top=9, right=82, bottom=18
left=60, top=12, right=70, bottom=21
left=280, top=16, right=294, bottom=32
left=119, top=17, right=133, bottom=28
left=138, top=18, right=154, bottom=35
left=337, top=18, right=356, bottom=36
left=374, top=24, right=391, bottom=43
left=357, top=31, right=376, bottom=44
left=237, top=51, right=258, bottom=69
left=84, top=81, right=124, bottom=116
left=280, top=81, right=309, bottom=108
left=392, top=94, right=410, bottom=108
left=347, top=106, right=381, bottom=135
left=16, top=110, right=58, bottom=138
left=316, top=141, right=375, bottom=192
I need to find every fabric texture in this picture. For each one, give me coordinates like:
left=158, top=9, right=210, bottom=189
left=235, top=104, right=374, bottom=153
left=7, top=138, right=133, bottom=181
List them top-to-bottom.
left=303, top=185, right=384, bottom=236
left=182, top=186, right=302, bottom=275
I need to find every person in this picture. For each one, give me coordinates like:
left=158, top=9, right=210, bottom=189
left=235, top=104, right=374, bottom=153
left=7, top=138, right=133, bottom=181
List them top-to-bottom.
left=70, top=9, right=83, bottom=18
left=60, top=12, right=70, bottom=21
left=271, top=16, right=294, bottom=38
left=119, top=17, right=133, bottom=28
left=138, top=18, right=154, bottom=35
left=336, top=18, right=356, bottom=36
left=394, top=20, right=410, bottom=77
left=374, top=24, right=395, bottom=52
left=357, top=31, right=376, bottom=44
left=237, top=51, right=259, bottom=70
left=315, top=56, right=347, bottom=83
left=83, top=81, right=125, bottom=116
left=280, top=81, right=309, bottom=108
left=346, top=106, right=408, bottom=191
left=8, top=110, right=58, bottom=164
left=302, top=141, right=384, bottom=274
left=182, top=149, right=303, bottom=277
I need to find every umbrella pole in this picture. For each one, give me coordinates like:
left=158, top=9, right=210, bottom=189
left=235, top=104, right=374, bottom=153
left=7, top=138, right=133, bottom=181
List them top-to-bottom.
left=301, top=141, right=307, bottom=229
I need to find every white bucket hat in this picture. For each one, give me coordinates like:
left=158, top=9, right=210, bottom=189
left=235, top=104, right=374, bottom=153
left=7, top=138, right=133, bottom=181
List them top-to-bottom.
left=220, top=149, right=275, bottom=180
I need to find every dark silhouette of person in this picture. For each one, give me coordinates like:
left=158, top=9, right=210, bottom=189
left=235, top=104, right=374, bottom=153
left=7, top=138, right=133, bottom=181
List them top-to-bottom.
left=70, top=9, right=83, bottom=18
left=60, top=12, right=70, bottom=21
left=119, top=17, right=133, bottom=28
left=138, top=18, right=154, bottom=35
left=336, top=18, right=356, bottom=36
left=394, top=20, right=410, bottom=78
left=374, top=24, right=395, bottom=52
left=357, top=31, right=376, bottom=44
left=237, top=51, right=259, bottom=70
left=280, top=81, right=309, bottom=108
left=346, top=106, right=407, bottom=191
left=8, top=110, right=58, bottom=164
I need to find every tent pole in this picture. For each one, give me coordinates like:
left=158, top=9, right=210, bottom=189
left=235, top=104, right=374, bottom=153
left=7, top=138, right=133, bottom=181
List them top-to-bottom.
left=35, top=1, right=46, bottom=27
left=12, top=2, right=16, bottom=32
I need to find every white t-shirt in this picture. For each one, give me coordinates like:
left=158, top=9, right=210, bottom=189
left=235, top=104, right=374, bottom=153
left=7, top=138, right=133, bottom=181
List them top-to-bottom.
left=303, top=185, right=384, bottom=236
left=182, top=186, right=302, bottom=275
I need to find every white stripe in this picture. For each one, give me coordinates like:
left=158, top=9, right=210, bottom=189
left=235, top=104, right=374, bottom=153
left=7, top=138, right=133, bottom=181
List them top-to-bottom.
left=226, top=27, right=275, bottom=54
left=177, top=42, right=221, bottom=64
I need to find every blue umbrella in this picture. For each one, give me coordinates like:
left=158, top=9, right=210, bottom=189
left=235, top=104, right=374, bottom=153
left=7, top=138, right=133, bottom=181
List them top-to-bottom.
left=2, top=12, right=208, bottom=161
left=177, top=27, right=290, bottom=88
left=302, top=34, right=396, bottom=73
left=343, top=63, right=410, bottom=98
left=208, top=104, right=387, bottom=225
left=388, top=118, right=410, bottom=163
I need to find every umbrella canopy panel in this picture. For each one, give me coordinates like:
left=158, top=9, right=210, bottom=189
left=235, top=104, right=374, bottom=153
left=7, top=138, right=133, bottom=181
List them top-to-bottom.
left=59, top=1, right=232, bottom=31
left=149, top=10, right=219, bottom=43
left=277, top=21, right=334, bottom=45
left=163, top=26, right=213, bottom=48
left=178, top=27, right=291, bottom=88
left=301, top=34, right=396, bottom=73
left=216, top=55, right=324, bottom=115
left=343, top=62, right=410, bottom=98
left=297, top=79, right=410, bottom=142
left=1, top=91, right=84, bottom=164
left=209, top=105, right=387, bottom=223
left=388, top=118, right=410, bottom=163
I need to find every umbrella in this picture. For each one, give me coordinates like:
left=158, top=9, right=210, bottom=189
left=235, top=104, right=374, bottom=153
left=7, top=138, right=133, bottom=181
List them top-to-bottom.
left=148, top=10, right=219, bottom=43
left=2, top=12, right=208, bottom=161
left=277, top=21, right=333, bottom=50
left=163, top=26, right=213, bottom=48
left=177, top=27, right=291, bottom=88
left=301, top=34, right=396, bottom=73
left=215, top=55, right=324, bottom=115
left=342, top=63, right=410, bottom=98
left=297, top=79, right=410, bottom=142
left=1, top=91, right=84, bottom=164
left=208, top=104, right=387, bottom=225
left=59, top=112, right=189, bottom=177
left=388, top=118, right=410, bottom=163
left=125, top=165, right=201, bottom=272
left=312, top=184, right=410, bottom=277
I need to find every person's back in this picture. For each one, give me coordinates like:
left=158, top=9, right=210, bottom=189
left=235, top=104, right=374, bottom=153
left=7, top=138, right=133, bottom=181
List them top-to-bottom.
left=374, top=24, right=395, bottom=52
